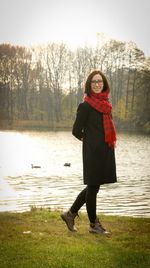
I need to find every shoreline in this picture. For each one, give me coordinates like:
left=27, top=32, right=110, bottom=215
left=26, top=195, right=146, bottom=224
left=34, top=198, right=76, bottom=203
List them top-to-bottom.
left=0, top=120, right=149, bottom=135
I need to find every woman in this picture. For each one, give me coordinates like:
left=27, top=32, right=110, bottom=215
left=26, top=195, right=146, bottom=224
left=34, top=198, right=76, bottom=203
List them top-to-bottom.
left=61, top=70, right=117, bottom=234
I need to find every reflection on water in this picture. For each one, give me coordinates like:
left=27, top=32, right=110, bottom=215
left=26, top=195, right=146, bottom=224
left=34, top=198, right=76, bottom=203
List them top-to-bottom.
left=0, top=130, right=150, bottom=217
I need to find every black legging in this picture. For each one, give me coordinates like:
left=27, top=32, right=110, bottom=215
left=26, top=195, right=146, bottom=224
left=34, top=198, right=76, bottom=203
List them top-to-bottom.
left=70, top=185, right=100, bottom=223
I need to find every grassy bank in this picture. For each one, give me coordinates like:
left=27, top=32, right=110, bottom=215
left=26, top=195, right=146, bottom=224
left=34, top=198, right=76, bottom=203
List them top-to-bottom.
left=0, top=208, right=149, bottom=268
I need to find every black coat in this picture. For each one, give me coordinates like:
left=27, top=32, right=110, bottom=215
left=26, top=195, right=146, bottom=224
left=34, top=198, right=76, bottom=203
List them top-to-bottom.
left=72, top=102, right=117, bottom=186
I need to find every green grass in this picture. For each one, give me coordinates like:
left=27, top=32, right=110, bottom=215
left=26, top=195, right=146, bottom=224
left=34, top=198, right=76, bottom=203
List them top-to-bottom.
left=0, top=208, right=149, bottom=268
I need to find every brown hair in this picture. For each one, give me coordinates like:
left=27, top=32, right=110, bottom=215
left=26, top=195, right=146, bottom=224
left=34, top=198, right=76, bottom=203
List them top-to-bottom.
left=84, top=70, right=110, bottom=96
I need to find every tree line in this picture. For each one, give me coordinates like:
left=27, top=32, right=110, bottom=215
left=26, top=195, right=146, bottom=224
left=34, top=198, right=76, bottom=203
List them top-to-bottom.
left=0, top=40, right=150, bottom=132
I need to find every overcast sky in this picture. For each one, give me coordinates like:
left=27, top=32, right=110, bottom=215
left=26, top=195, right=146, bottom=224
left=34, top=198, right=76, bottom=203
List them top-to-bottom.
left=0, top=0, right=150, bottom=57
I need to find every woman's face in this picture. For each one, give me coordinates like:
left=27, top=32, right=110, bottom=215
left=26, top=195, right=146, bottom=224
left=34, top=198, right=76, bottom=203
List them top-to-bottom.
left=91, top=74, right=103, bottom=93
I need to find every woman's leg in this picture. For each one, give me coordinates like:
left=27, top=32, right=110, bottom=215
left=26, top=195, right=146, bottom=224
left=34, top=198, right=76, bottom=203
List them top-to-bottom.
left=61, top=185, right=100, bottom=232
left=70, top=185, right=100, bottom=222
left=86, top=185, right=100, bottom=223
left=86, top=185, right=110, bottom=234
left=61, top=187, right=87, bottom=231
left=70, top=187, right=87, bottom=213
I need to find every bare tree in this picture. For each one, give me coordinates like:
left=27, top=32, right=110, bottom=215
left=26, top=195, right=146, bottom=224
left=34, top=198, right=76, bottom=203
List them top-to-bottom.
left=45, top=43, right=69, bottom=122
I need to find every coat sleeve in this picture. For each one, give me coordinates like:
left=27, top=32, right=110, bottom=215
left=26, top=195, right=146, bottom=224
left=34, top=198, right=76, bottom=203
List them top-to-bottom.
left=72, top=102, right=90, bottom=140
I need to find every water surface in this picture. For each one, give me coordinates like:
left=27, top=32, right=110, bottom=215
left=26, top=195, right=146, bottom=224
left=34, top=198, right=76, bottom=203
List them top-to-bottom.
left=0, top=130, right=150, bottom=217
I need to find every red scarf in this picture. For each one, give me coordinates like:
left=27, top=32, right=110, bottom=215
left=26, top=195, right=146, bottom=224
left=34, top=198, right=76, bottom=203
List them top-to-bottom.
left=84, top=90, right=116, bottom=148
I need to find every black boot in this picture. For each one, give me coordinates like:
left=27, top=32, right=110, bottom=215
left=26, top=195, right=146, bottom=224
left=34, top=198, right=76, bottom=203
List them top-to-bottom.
left=61, top=210, right=78, bottom=232
left=89, top=218, right=110, bottom=235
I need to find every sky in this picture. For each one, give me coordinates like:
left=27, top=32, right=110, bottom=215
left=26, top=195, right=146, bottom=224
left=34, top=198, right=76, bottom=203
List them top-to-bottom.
left=0, top=0, right=150, bottom=57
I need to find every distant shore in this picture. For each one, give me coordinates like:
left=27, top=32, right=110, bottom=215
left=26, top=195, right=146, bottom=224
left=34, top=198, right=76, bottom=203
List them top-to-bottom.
left=0, top=119, right=150, bottom=134
left=0, top=119, right=73, bottom=131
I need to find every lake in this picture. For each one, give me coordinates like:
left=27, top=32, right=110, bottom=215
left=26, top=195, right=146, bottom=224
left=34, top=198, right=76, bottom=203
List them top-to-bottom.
left=0, top=130, right=150, bottom=217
